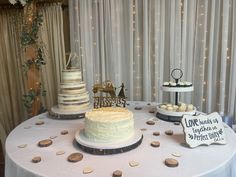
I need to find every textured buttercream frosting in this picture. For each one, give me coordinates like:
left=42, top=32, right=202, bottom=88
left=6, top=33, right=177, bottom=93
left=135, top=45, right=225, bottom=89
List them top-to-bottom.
left=58, top=69, right=90, bottom=111
left=84, top=107, right=134, bottom=143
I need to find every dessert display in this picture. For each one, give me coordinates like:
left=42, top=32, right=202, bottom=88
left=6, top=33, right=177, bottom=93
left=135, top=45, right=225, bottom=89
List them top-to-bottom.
left=49, top=53, right=91, bottom=119
left=156, top=68, right=196, bottom=121
left=58, top=69, right=90, bottom=111
left=163, top=81, right=192, bottom=87
left=159, top=103, right=194, bottom=112
left=75, top=107, right=143, bottom=155
left=84, top=107, right=134, bottom=143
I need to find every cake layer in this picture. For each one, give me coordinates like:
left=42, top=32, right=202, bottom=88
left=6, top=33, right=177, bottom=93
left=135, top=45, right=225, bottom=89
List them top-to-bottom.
left=62, top=69, right=82, bottom=82
left=60, top=82, right=87, bottom=94
left=58, top=93, right=89, bottom=103
left=58, top=101, right=90, bottom=111
left=84, top=107, right=134, bottom=143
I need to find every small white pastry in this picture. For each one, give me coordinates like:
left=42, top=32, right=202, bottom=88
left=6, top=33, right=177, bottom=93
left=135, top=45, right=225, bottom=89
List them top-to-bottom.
left=184, top=81, right=192, bottom=86
left=163, top=82, right=170, bottom=86
left=170, top=82, right=177, bottom=86
left=178, top=82, right=184, bottom=86
left=179, top=103, right=186, bottom=107
left=166, top=104, right=172, bottom=107
left=187, top=104, right=194, bottom=111
left=160, top=105, right=167, bottom=109
left=172, top=105, right=178, bottom=111
left=166, top=106, right=174, bottom=111
left=178, top=106, right=186, bottom=112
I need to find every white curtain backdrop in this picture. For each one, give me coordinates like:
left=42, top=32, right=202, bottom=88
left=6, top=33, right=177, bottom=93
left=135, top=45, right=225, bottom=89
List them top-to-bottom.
left=69, top=0, right=236, bottom=119
left=0, top=3, right=65, bottom=139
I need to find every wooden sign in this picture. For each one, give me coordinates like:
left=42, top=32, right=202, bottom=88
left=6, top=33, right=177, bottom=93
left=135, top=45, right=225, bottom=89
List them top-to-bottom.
left=181, top=112, right=227, bottom=148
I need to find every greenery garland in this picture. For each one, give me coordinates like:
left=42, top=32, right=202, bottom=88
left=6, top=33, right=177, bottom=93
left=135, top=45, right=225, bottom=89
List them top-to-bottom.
left=9, top=0, right=47, bottom=115
left=22, top=7, right=46, bottom=114
left=21, top=13, right=43, bottom=46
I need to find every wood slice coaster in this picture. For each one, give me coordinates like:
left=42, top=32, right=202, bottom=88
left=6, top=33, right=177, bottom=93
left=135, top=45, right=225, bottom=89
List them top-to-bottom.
left=134, top=107, right=142, bottom=110
left=149, top=110, right=155, bottom=114
left=35, top=121, right=44, bottom=125
left=146, top=121, right=155, bottom=125
left=174, top=122, right=180, bottom=125
left=140, top=128, right=147, bottom=131
left=61, top=130, right=68, bottom=135
left=165, top=130, right=174, bottom=135
left=153, top=131, right=160, bottom=136
left=38, top=139, right=53, bottom=147
left=150, top=141, right=160, bottom=147
left=67, top=152, right=83, bottom=162
left=32, top=156, right=41, bottom=163
left=164, top=158, right=179, bottom=167
left=129, top=160, right=139, bottom=167
left=83, top=167, right=93, bottom=174
left=113, top=170, right=122, bottom=177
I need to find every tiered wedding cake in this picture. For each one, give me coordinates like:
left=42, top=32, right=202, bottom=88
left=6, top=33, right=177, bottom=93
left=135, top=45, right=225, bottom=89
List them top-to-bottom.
left=50, top=53, right=91, bottom=118
left=58, top=69, right=90, bottom=111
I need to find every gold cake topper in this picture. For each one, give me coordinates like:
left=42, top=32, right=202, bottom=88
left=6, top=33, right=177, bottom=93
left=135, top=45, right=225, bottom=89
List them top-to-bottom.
left=93, top=81, right=126, bottom=108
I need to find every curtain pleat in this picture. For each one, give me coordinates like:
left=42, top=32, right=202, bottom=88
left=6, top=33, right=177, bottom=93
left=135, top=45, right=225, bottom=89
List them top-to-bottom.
left=68, top=0, right=236, bottom=120
left=0, top=3, right=65, bottom=136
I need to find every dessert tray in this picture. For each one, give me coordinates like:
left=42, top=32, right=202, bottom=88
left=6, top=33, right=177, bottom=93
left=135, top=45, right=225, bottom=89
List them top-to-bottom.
left=156, top=69, right=197, bottom=122
left=49, top=105, right=92, bottom=119
left=75, top=129, right=143, bottom=155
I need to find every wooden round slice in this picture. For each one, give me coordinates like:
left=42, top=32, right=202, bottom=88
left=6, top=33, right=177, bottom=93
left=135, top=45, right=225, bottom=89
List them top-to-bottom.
left=134, top=107, right=142, bottom=110
left=149, top=110, right=155, bottom=114
left=35, top=121, right=44, bottom=125
left=146, top=121, right=155, bottom=125
left=174, top=122, right=180, bottom=125
left=140, top=128, right=147, bottom=131
left=61, top=130, right=68, bottom=135
left=165, top=130, right=174, bottom=135
left=153, top=131, right=160, bottom=136
left=38, top=139, right=53, bottom=147
left=150, top=141, right=160, bottom=147
left=67, top=152, right=83, bottom=162
left=32, top=156, right=41, bottom=163
left=164, top=158, right=179, bottom=167
left=113, top=170, right=122, bottom=177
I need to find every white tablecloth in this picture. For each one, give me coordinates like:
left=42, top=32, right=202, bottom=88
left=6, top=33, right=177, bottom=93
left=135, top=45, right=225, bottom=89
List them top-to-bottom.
left=5, top=101, right=236, bottom=177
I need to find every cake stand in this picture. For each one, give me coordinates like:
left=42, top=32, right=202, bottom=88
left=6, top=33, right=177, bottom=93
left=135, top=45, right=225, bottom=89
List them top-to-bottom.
left=156, top=69, right=196, bottom=122
left=49, top=105, right=92, bottom=119
left=75, top=129, right=143, bottom=155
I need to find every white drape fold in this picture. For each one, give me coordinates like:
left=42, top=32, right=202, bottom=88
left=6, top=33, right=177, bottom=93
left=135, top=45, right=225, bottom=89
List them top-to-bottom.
left=69, top=0, right=236, bottom=119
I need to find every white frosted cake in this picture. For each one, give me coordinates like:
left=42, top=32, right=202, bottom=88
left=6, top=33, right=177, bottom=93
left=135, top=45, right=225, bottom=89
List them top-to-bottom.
left=58, top=69, right=90, bottom=111
left=84, top=107, right=134, bottom=143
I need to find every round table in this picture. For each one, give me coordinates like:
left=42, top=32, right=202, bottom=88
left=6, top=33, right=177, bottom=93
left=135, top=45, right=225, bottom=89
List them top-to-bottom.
left=5, top=101, right=236, bottom=177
